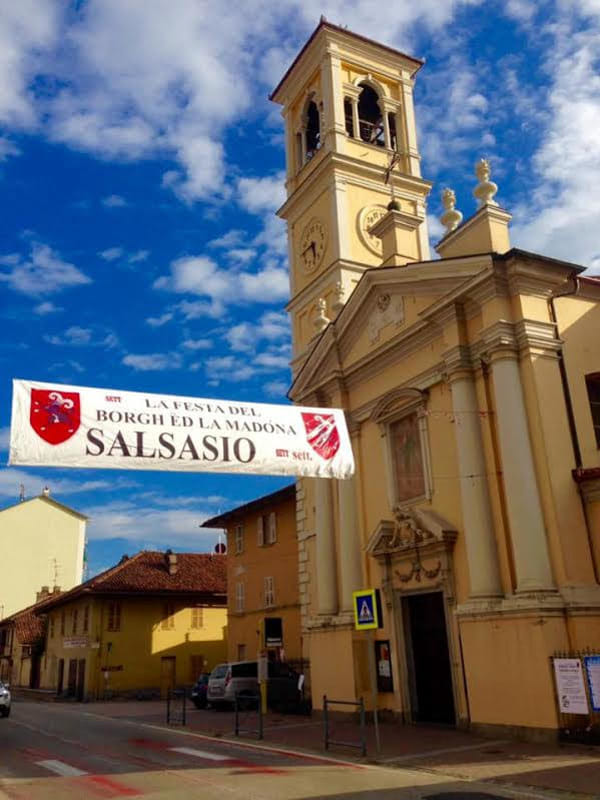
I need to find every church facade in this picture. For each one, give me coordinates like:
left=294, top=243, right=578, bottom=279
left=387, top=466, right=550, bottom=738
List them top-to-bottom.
left=270, top=20, right=600, bottom=738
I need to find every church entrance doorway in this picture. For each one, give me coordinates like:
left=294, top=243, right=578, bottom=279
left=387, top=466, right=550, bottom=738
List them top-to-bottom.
left=403, top=591, right=455, bottom=725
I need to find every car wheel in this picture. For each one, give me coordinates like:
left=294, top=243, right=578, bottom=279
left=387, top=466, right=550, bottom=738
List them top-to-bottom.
left=1, top=708, right=9, bottom=718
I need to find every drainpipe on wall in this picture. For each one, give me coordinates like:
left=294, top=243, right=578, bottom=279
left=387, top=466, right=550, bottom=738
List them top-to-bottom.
left=548, top=274, right=599, bottom=584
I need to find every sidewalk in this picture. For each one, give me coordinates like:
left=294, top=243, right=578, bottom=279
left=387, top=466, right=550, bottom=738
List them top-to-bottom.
left=78, top=699, right=600, bottom=798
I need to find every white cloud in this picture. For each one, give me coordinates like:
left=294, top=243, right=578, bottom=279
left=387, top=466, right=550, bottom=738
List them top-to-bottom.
left=510, top=13, right=600, bottom=268
left=0, top=137, right=20, bottom=160
left=237, top=172, right=286, bottom=215
left=102, top=194, right=127, bottom=208
left=209, top=230, right=245, bottom=249
left=0, top=242, right=91, bottom=296
left=99, top=246, right=123, bottom=261
left=129, top=249, right=149, bottom=263
left=156, top=254, right=288, bottom=307
left=33, top=301, right=62, bottom=315
left=225, top=310, right=290, bottom=352
left=146, top=311, right=173, bottom=327
left=44, top=326, right=118, bottom=348
left=182, top=338, right=212, bottom=351
left=123, top=352, right=183, bottom=371
left=263, top=379, right=289, bottom=398
left=0, top=427, right=9, bottom=451
left=0, top=467, right=135, bottom=500
left=84, top=498, right=226, bottom=547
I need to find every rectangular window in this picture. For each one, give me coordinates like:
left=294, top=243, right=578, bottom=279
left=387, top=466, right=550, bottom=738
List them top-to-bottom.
left=586, top=373, right=600, bottom=448
left=390, top=412, right=426, bottom=503
left=267, top=512, right=277, bottom=544
left=257, top=515, right=265, bottom=546
left=234, top=524, right=244, bottom=554
left=264, top=576, right=275, bottom=608
left=235, top=582, right=245, bottom=612
left=107, top=601, right=121, bottom=632
left=162, top=603, right=176, bottom=630
left=83, top=605, right=90, bottom=634
left=191, top=606, right=204, bottom=629
left=72, top=609, right=78, bottom=635
left=60, top=610, right=65, bottom=636
left=49, top=615, right=55, bottom=639
left=237, top=643, right=247, bottom=661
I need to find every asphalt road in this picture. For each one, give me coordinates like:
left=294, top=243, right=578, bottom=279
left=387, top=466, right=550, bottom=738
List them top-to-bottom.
left=0, top=700, right=561, bottom=800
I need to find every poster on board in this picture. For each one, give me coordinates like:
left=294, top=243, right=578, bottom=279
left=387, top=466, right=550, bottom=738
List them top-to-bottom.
left=9, top=379, right=355, bottom=479
left=584, top=655, right=600, bottom=712
left=553, top=658, right=589, bottom=715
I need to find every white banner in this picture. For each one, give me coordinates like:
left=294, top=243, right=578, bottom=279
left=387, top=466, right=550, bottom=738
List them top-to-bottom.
left=9, top=379, right=354, bottom=479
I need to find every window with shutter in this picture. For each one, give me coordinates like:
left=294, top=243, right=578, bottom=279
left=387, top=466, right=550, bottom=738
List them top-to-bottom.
left=268, top=512, right=277, bottom=544
left=257, top=515, right=265, bottom=546
left=235, top=524, right=244, bottom=554
left=264, top=576, right=275, bottom=608
left=236, top=582, right=245, bottom=612
left=107, top=602, right=121, bottom=632
left=161, top=603, right=176, bottom=630
left=83, top=605, right=90, bottom=633
left=191, top=606, right=204, bottom=629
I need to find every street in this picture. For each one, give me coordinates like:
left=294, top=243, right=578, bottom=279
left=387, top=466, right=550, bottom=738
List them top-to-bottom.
left=0, top=700, right=574, bottom=800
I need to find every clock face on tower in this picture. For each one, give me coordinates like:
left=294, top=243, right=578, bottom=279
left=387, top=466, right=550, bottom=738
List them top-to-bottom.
left=299, top=217, right=327, bottom=273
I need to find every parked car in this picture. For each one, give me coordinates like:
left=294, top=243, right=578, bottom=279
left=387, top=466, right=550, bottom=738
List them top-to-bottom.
left=207, top=660, right=302, bottom=711
left=190, top=673, right=210, bottom=709
left=0, top=682, right=11, bottom=718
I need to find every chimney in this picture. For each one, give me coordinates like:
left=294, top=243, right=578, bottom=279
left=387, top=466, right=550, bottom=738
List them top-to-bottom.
left=370, top=203, right=423, bottom=267
left=42, top=486, right=50, bottom=497
left=165, top=549, right=178, bottom=575
left=36, top=586, right=50, bottom=602
left=52, top=586, right=61, bottom=595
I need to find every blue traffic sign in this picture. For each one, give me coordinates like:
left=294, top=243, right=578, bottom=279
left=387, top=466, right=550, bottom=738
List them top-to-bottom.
left=352, top=589, right=380, bottom=630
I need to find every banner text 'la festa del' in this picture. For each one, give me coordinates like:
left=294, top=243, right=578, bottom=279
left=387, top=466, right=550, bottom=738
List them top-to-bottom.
left=9, top=380, right=355, bottom=479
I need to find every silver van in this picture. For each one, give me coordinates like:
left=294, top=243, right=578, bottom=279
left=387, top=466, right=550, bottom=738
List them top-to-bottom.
left=207, top=660, right=300, bottom=710
left=207, top=661, right=258, bottom=707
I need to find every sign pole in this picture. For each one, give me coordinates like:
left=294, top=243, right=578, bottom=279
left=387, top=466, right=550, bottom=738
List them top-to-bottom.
left=368, top=629, right=381, bottom=755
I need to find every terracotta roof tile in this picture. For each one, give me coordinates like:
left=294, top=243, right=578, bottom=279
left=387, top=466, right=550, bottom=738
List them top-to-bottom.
left=37, top=551, right=227, bottom=611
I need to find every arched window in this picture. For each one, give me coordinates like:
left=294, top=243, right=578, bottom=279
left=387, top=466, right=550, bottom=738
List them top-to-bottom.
left=357, top=83, right=384, bottom=147
left=305, top=100, right=320, bottom=160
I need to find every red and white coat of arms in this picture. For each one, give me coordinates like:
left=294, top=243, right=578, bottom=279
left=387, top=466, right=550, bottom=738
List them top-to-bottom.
left=30, top=388, right=81, bottom=445
left=301, top=412, right=340, bottom=461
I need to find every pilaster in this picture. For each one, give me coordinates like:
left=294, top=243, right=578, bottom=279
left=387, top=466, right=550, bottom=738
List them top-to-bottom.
left=315, top=477, right=338, bottom=615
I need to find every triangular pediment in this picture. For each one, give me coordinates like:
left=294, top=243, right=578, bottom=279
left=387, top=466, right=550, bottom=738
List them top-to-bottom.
left=289, top=255, right=492, bottom=402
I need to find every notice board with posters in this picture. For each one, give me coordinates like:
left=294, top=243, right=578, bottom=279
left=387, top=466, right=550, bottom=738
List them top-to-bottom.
left=375, top=639, right=394, bottom=693
left=553, top=658, right=589, bottom=715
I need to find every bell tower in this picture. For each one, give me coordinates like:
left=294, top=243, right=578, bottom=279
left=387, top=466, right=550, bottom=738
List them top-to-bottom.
left=270, top=19, right=432, bottom=372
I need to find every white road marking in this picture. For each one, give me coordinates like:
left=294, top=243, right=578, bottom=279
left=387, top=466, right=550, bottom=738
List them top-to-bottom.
left=170, top=746, right=231, bottom=761
left=36, top=759, right=88, bottom=777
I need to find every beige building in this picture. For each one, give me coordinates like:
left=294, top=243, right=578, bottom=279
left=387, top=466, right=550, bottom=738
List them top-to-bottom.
left=269, top=19, right=600, bottom=739
left=202, top=484, right=302, bottom=669
left=0, top=493, right=86, bottom=619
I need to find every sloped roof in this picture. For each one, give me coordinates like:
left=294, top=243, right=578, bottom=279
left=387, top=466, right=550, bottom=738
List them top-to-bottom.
left=201, top=483, right=295, bottom=527
left=0, top=494, right=87, bottom=520
left=36, top=551, right=227, bottom=611
left=0, top=592, right=62, bottom=645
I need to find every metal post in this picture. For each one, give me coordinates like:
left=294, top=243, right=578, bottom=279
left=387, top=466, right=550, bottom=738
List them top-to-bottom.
left=368, top=630, right=381, bottom=755
left=182, top=688, right=186, bottom=726
left=166, top=689, right=170, bottom=724
left=234, top=693, right=239, bottom=736
left=258, top=693, right=264, bottom=740
left=323, top=695, right=329, bottom=750
left=359, top=697, right=366, bottom=757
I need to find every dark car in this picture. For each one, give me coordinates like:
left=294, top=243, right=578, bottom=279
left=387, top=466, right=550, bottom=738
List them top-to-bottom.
left=190, top=673, right=210, bottom=709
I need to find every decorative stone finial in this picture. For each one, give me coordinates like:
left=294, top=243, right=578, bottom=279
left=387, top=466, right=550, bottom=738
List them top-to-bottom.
left=473, top=158, right=498, bottom=207
left=440, top=188, right=463, bottom=234
left=332, top=281, right=345, bottom=316
left=313, top=297, right=330, bottom=333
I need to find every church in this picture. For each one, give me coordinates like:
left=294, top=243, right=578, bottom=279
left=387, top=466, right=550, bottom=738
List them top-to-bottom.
left=267, top=19, right=600, bottom=739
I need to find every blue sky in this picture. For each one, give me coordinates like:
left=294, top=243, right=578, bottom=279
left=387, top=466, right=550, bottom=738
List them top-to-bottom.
left=1, top=0, right=599, bottom=579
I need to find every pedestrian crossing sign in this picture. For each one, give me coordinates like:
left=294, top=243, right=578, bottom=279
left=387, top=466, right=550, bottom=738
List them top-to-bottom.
left=352, top=588, right=381, bottom=630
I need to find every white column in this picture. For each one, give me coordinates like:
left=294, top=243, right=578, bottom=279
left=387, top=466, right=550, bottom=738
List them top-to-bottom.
left=399, top=75, right=421, bottom=177
left=352, top=98, right=360, bottom=140
left=382, top=108, right=391, bottom=150
left=491, top=354, right=555, bottom=592
left=449, top=370, right=502, bottom=597
left=338, top=475, right=363, bottom=611
left=315, top=478, right=338, bottom=615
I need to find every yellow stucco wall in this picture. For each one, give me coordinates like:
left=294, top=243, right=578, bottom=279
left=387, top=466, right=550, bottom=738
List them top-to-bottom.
left=224, top=490, right=302, bottom=665
left=0, top=497, right=85, bottom=619
left=41, top=595, right=226, bottom=699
